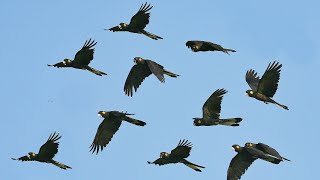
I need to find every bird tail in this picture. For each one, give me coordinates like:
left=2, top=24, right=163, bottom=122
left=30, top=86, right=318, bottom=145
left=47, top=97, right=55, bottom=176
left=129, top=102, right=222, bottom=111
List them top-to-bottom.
left=141, top=30, right=163, bottom=40
left=222, top=48, right=236, bottom=55
left=85, top=66, right=107, bottom=76
left=164, top=69, right=179, bottom=78
left=274, top=102, right=289, bottom=110
left=124, top=116, right=146, bottom=126
left=219, top=118, right=242, bottom=126
left=282, top=157, right=291, bottom=161
left=50, top=159, right=71, bottom=170
left=181, top=159, right=205, bottom=172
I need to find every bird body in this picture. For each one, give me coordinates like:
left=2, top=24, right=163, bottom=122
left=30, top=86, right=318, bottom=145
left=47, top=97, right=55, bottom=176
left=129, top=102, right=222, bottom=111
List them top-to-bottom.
left=108, top=3, right=162, bottom=40
left=48, top=39, right=107, bottom=76
left=245, top=61, right=288, bottom=110
left=193, top=89, right=242, bottom=127
left=90, top=111, right=146, bottom=154
left=12, top=132, right=71, bottom=170
left=148, top=140, right=205, bottom=172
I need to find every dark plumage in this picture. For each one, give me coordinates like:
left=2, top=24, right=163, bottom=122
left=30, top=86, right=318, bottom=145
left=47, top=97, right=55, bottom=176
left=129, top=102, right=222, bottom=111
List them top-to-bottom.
left=108, top=3, right=162, bottom=40
left=48, top=39, right=107, bottom=76
left=186, top=40, right=236, bottom=54
left=124, top=57, right=179, bottom=97
left=245, top=61, right=288, bottom=110
left=193, top=88, right=242, bottom=127
left=90, top=111, right=146, bottom=154
left=12, top=132, right=71, bottom=170
left=148, top=140, right=205, bottom=172
left=245, top=142, right=291, bottom=162
left=227, top=144, right=288, bottom=180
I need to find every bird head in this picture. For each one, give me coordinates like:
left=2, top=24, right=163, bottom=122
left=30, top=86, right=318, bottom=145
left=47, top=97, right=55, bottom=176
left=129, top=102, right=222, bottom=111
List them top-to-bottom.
left=118, top=23, right=128, bottom=30
left=191, top=45, right=200, bottom=52
left=134, top=57, right=145, bottom=64
left=62, top=59, right=73, bottom=66
left=245, top=90, right=254, bottom=97
left=98, top=111, right=108, bottom=118
left=192, top=118, right=203, bottom=126
left=245, top=142, right=254, bottom=147
left=232, top=144, right=242, bottom=153
left=28, top=152, right=36, bottom=159
left=160, top=152, right=170, bottom=159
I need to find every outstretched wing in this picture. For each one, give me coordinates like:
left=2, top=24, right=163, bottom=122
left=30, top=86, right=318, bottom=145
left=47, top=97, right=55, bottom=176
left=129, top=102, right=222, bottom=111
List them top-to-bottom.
left=129, top=3, right=152, bottom=30
left=73, top=39, right=97, bottom=66
left=145, top=60, right=165, bottom=82
left=257, top=61, right=282, bottom=97
left=124, top=63, right=152, bottom=97
left=245, top=69, right=260, bottom=91
left=202, top=89, right=227, bottom=119
left=89, top=117, right=122, bottom=154
left=37, top=132, right=61, bottom=160
left=170, top=139, right=192, bottom=159
left=227, top=152, right=256, bottom=180
left=12, top=155, right=34, bottom=161
left=147, top=158, right=171, bottom=166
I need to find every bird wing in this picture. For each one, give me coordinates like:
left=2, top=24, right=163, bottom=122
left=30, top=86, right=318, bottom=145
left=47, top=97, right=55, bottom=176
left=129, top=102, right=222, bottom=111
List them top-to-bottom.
left=129, top=3, right=152, bottom=30
left=73, top=39, right=97, bottom=66
left=203, top=41, right=224, bottom=51
left=146, top=60, right=165, bottom=82
left=257, top=61, right=282, bottom=97
left=47, top=62, right=69, bottom=68
left=124, top=63, right=152, bottom=97
left=245, top=69, right=260, bottom=91
left=202, top=89, right=227, bottom=119
left=89, top=117, right=122, bottom=154
left=37, top=132, right=61, bottom=160
left=170, top=140, right=192, bottom=159
left=256, top=143, right=283, bottom=160
left=227, top=151, right=256, bottom=180
left=12, top=155, right=34, bottom=161
left=148, top=158, right=171, bottom=165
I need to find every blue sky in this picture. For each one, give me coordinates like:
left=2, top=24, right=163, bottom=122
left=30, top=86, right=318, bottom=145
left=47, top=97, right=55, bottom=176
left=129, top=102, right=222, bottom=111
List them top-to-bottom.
left=1, top=0, right=318, bottom=179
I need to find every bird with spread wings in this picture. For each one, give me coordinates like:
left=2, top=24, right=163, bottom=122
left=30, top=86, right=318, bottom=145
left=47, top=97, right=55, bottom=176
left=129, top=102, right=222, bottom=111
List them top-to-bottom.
left=108, top=3, right=162, bottom=40
left=48, top=39, right=107, bottom=76
left=186, top=40, right=236, bottom=54
left=124, top=57, right=179, bottom=97
left=245, top=61, right=288, bottom=110
left=193, top=88, right=242, bottom=127
left=89, top=111, right=146, bottom=154
left=12, top=132, right=71, bottom=170
left=148, top=140, right=205, bottom=172
left=227, top=143, right=289, bottom=180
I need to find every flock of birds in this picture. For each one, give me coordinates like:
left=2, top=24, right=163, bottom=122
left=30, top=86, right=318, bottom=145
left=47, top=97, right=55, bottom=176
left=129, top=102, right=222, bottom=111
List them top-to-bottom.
left=11, top=3, right=290, bottom=180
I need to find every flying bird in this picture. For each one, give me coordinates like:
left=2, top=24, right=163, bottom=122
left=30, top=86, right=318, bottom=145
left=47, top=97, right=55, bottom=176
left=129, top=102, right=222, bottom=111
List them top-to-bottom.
left=107, top=3, right=163, bottom=40
left=48, top=39, right=107, bottom=76
left=186, top=40, right=236, bottom=54
left=124, top=57, right=179, bottom=97
left=245, top=61, right=288, bottom=110
left=193, top=88, right=242, bottom=127
left=90, top=111, right=146, bottom=154
left=12, top=132, right=71, bottom=170
left=148, top=139, right=205, bottom=172
left=245, top=142, right=290, bottom=162
left=227, top=144, right=288, bottom=180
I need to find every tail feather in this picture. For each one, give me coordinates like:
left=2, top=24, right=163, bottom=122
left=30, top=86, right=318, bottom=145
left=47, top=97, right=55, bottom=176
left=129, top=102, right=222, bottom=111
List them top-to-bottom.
left=141, top=30, right=163, bottom=40
left=222, top=48, right=236, bottom=55
left=86, top=66, right=107, bottom=76
left=164, top=70, right=179, bottom=78
left=274, top=102, right=289, bottom=110
left=124, top=117, right=146, bottom=126
left=219, top=118, right=242, bottom=126
left=282, top=157, right=291, bottom=161
left=181, top=159, right=205, bottom=172
left=50, top=160, right=71, bottom=170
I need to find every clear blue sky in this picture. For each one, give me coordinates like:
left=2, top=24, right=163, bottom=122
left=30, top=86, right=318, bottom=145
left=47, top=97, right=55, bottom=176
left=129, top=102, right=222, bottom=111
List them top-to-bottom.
left=1, top=0, right=318, bottom=179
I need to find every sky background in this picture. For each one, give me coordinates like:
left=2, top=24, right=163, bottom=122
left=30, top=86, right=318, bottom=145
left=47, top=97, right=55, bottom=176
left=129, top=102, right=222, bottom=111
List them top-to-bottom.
left=1, top=0, right=319, bottom=179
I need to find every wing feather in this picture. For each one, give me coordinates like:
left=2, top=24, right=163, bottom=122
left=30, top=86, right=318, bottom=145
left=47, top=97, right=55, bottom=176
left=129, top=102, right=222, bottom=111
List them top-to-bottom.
left=129, top=3, right=152, bottom=30
left=73, top=39, right=97, bottom=66
left=146, top=60, right=165, bottom=82
left=257, top=61, right=282, bottom=97
left=124, top=64, right=152, bottom=97
left=245, top=69, right=260, bottom=91
left=202, top=89, right=227, bottom=119
left=37, top=132, right=61, bottom=160
left=170, top=139, right=192, bottom=159
left=227, top=152, right=256, bottom=180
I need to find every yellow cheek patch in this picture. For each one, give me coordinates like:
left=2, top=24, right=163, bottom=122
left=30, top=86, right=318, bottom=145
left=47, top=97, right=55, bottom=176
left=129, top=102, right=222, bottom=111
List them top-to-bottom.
left=250, top=91, right=253, bottom=95
left=101, top=111, right=106, bottom=115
